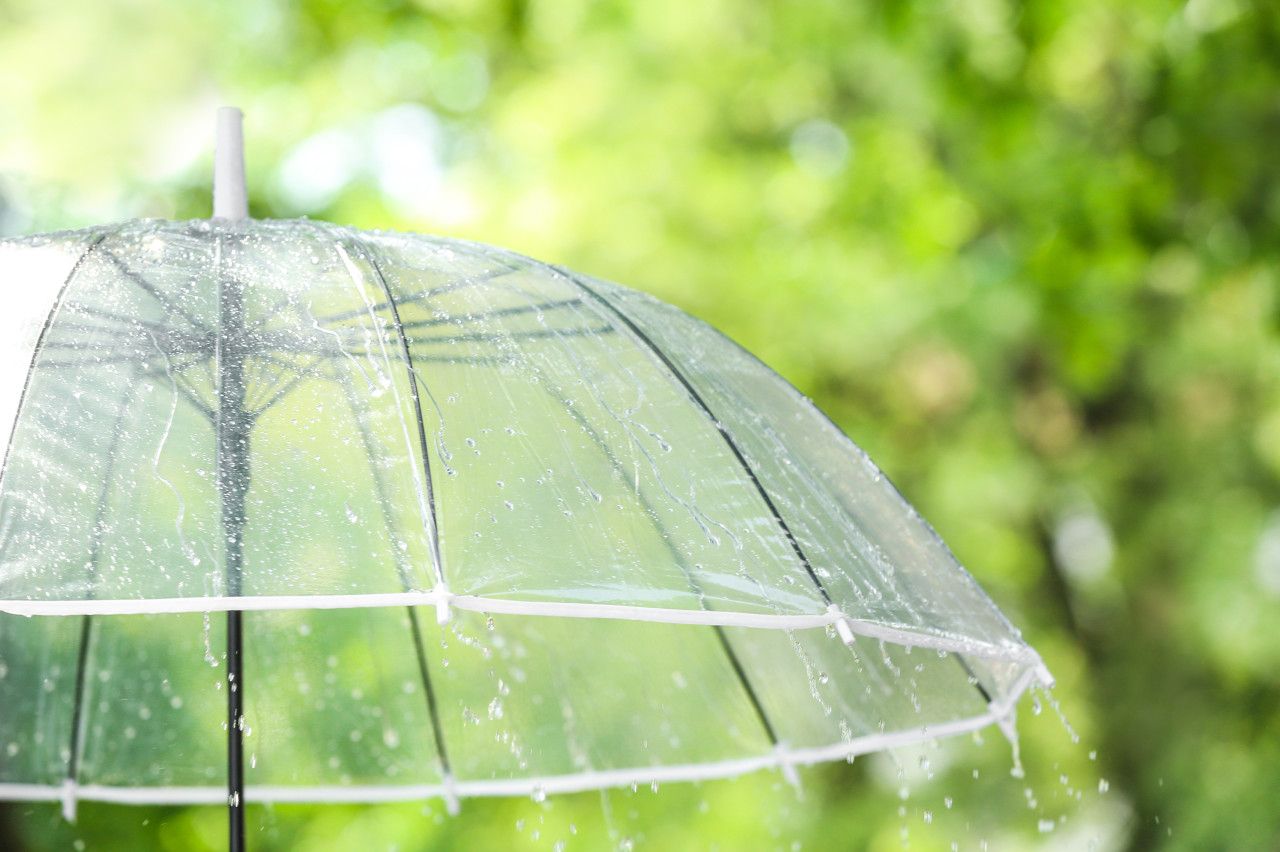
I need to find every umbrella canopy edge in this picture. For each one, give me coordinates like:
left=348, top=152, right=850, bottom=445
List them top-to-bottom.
left=0, top=664, right=1038, bottom=809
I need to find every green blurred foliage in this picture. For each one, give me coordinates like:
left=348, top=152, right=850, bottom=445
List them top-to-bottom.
left=1, top=0, right=1278, bottom=848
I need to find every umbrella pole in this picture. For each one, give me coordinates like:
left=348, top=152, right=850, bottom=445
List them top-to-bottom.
left=214, top=107, right=250, bottom=852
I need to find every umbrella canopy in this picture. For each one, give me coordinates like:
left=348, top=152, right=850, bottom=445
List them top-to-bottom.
left=0, top=114, right=1049, bottom=843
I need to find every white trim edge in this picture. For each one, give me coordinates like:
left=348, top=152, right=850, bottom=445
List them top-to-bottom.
left=0, top=669, right=1038, bottom=808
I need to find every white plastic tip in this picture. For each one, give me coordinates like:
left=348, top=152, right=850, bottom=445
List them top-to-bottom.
left=213, top=106, right=248, bottom=221
left=433, top=582, right=453, bottom=626
left=827, top=606, right=855, bottom=645
left=1034, top=662, right=1055, bottom=689
left=774, top=745, right=802, bottom=793
left=442, top=773, right=461, bottom=816
left=60, top=779, right=78, bottom=823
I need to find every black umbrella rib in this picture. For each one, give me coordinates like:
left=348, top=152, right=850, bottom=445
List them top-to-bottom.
left=0, top=232, right=109, bottom=492
left=99, top=249, right=211, bottom=336
left=311, top=265, right=521, bottom=326
left=243, top=272, right=546, bottom=343
left=561, top=272, right=835, bottom=608
left=568, top=275, right=998, bottom=707
left=396, top=298, right=584, bottom=332
left=61, top=303, right=178, bottom=336
left=40, top=322, right=152, bottom=343
left=309, top=324, right=614, bottom=349
left=405, top=326, right=615, bottom=347
left=680, top=331, right=1004, bottom=703
left=293, top=348, right=518, bottom=368
left=37, top=351, right=206, bottom=371
left=247, top=355, right=328, bottom=419
left=336, top=375, right=455, bottom=784
left=535, top=377, right=782, bottom=748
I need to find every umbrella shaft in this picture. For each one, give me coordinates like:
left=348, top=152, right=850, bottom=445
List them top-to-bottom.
left=217, top=251, right=250, bottom=850
left=227, top=609, right=245, bottom=851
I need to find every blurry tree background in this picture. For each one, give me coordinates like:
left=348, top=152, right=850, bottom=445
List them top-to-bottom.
left=1, top=0, right=1278, bottom=849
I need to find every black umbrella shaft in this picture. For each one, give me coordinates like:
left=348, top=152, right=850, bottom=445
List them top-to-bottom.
left=217, top=263, right=250, bottom=851
left=226, top=608, right=245, bottom=851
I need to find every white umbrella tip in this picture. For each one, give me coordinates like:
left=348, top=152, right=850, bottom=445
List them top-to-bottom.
left=213, top=107, right=248, bottom=221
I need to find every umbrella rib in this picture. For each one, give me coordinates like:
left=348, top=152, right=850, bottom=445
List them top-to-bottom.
left=0, top=230, right=110, bottom=493
left=340, top=238, right=446, bottom=591
left=99, top=249, right=211, bottom=335
left=309, top=264, right=521, bottom=326
left=560, top=272, right=835, bottom=607
left=564, top=274, right=1001, bottom=708
left=396, top=298, right=585, bottom=331
left=61, top=303, right=180, bottom=336
left=404, top=326, right=615, bottom=347
left=36, top=349, right=211, bottom=371
left=247, top=355, right=328, bottom=420
left=171, top=373, right=216, bottom=421
left=336, top=373, right=456, bottom=787
left=64, top=377, right=147, bottom=818
left=534, top=377, right=783, bottom=748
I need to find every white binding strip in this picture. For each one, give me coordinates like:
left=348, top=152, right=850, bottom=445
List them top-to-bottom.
left=0, top=592, right=1043, bottom=667
left=0, top=668, right=1038, bottom=808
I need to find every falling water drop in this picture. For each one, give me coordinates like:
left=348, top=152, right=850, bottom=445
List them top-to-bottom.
left=202, top=613, right=219, bottom=668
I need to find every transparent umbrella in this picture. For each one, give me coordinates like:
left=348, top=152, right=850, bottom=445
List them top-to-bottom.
left=0, top=110, right=1050, bottom=849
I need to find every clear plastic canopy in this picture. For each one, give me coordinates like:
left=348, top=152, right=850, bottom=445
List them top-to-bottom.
left=0, top=220, right=1047, bottom=809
